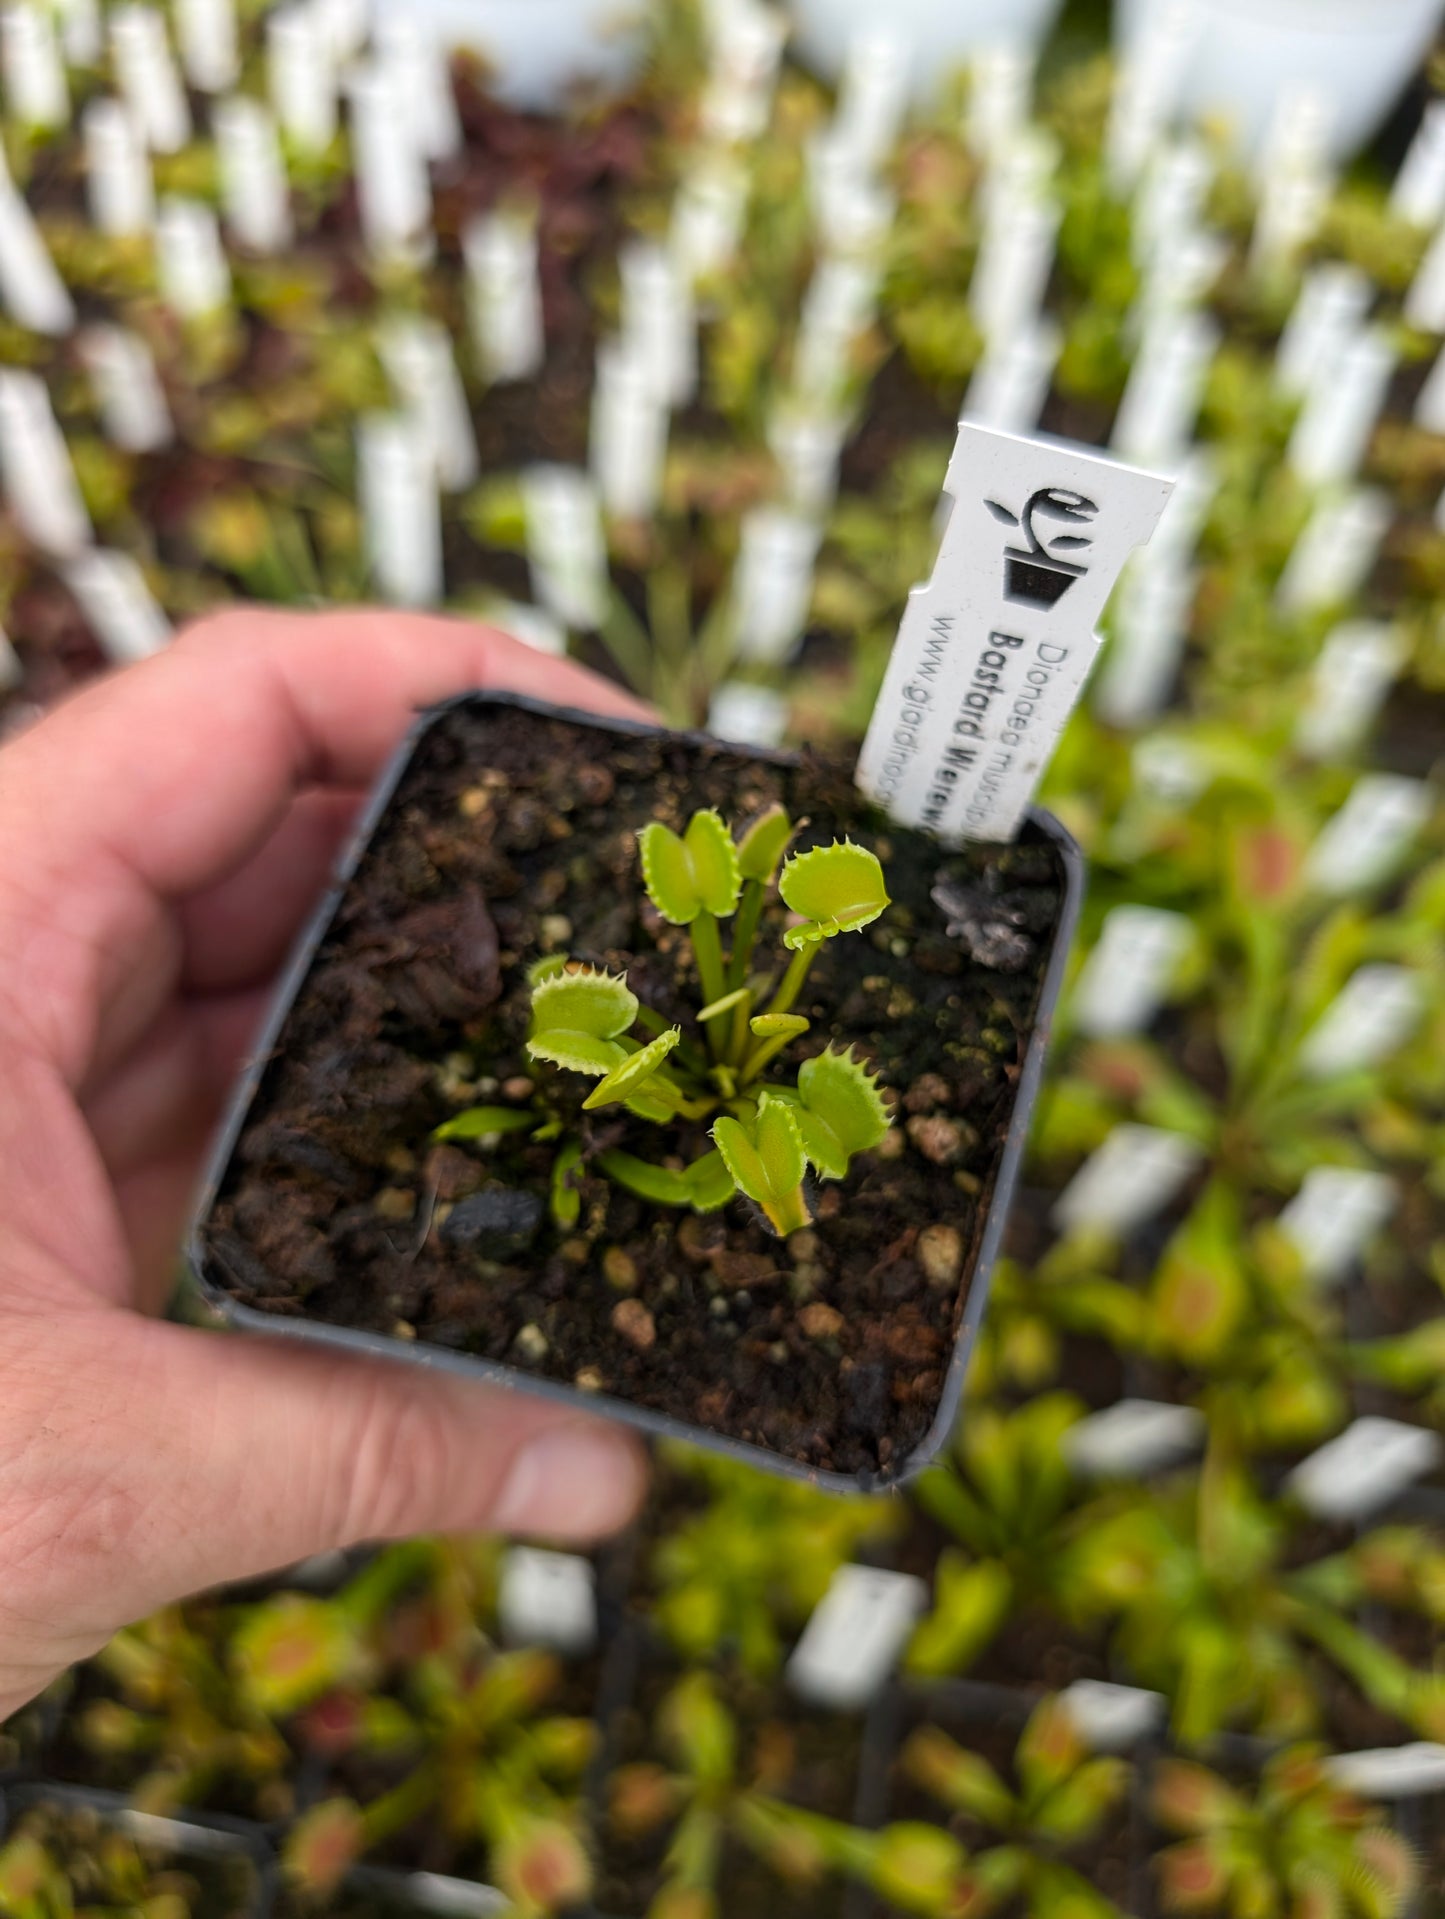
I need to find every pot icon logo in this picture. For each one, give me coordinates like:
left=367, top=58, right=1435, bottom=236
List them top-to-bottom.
left=986, top=486, right=1099, bottom=610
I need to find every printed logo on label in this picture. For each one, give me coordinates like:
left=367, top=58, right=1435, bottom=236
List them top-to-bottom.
left=986, top=486, right=1099, bottom=609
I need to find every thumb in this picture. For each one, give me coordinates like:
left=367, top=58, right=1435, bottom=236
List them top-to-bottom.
left=12, top=1308, right=645, bottom=1663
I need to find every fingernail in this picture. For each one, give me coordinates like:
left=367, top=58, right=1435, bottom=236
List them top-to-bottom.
left=492, top=1423, right=645, bottom=1538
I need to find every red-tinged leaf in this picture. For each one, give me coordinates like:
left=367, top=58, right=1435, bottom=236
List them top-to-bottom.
left=1238, top=826, right=1300, bottom=904
left=296, top=1688, right=365, bottom=1757
left=1017, top=1694, right=1087, bottom=1798
left=1152, top=1761, right=1247, bottom=1835
left=609, top=1762, right=683, bottom=1839
left=282, top=1798, right=364, bottom=1894
left=495, top=1818, right=592, bottom=1911
left=1349, top=1827, right=1419, bottom=1919
left=1156, top=1838, right=1231, bottom=1912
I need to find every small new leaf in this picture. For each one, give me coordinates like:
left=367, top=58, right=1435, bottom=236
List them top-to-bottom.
left=736, top=803, right=794, bottom=882
left=640, top=810, right=742, bottom=924
left=779, top=840, right=890, bottom=950
left=750, top=1013, right=809, bottom=1039
left=585, top=1028, right=681, bottom=1110
left=795, top=1047, right=891, bottom=1179
left=713, top=1094, right=811, bottom=1235
left=433, top=1106, right=536, bottom=1142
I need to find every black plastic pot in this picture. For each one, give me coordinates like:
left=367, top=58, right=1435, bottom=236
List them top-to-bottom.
left=186, top=693, right=1084, bottom=1495
left=0, top=1781, right=275, bottom=1916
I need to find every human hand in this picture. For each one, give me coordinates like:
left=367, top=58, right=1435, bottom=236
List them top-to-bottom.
left=0, top=608, right=650, bottom=1718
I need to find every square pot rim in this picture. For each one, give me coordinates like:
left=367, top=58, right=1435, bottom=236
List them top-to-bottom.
left=185, top=689, right=1085, bottom=1497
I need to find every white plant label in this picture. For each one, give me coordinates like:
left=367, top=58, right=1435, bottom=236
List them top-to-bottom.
left=55, top=0, right=101, bottom=66
left=175, top=0, right=237, bottom=92
left=311, top=0, right=366, bottom=62
left=700, top=0, right=785, bottom=144
left=1106, top=0, right=1196, bottom=193
left=2, top=4, right=67, bottom=129
left=267, top=5, right=337, bottom=153
left=110, top=7, right=191, bottom=154
left=374, top=13, right=462, bottom=162
left=831, top=27, right=909, bottom=176
left=967, top=44, right=1033, bottom=163
left=348, top=61, right=433, bottom=267
left=1249, top=91, right=1332, bottom=276
left=215, top=97, right=293, bottom=254
left=83, top=98, right=154, bottom=237
left=1392, top=102, right=1445, bottom=227
left=808, top=130, right=896, bottom=257
left=1133, top=140, right=1213, bottom=266
left=670, top=157, right=748, bottom=283
left=0, top=165, right=74, bottom=335
left=970, top=194, right=1060, bottom=352
left=157, top=198, right=231, bottom=319
left=464, top=208, right=544, bottom=385
left=1404, top=220, right=1445, bottom=333
left=1134, top=226, right=1228, bottom=331
left=619, top=240, right=697, bottom=409
left=793, top=255, right=879, bottom=403
left=1274, top=263, right=1372, bottom=400
left=1111, top=309, right=1218, bottom=469
left=379, top=317, right=478, bottom=494
left=963, top=319, right=1061, bottom=437
left=82, top=325, right=172, bottom=453
left=1286, top=326, right=1396, bottom=489
left=590, top=339, right=668, bottom=523
left=1416, top=343, right=1445, bottom=434
left=0, top=369, right=90, bottom=554
left=767, top=404, right=848, bottom=515
left=358, top=414, right=443, bottom=609
left=856, top=424, right=1172, bottom=842
left=523, top=465, right=607, bottom=631
left=1276, top=489, right=1389, bottom=616
left=733, top=506, right=821, bottom=664
left=64, top=548, right=170, bottom=663
left=1092, top=560, right=1196, bottom=729
left=1294, top=622, right=1406, bottom=761
left=0, top=626, right=22, bottom=692
left=708, top=681, right=787, bottom=748
left=1133, top=733, right=1207, bottom=806
left=1303, top=774, right=1431, bottom=895
left=1072, top=904, right=1193, bottom=1038
left=1298, top=965, right=1424, bottom=1079
left=1053, top=1124, right=1202, bottom=1240
left=1276, top=1166, right=1396, bottom=1287
left=1065, top=1400, right=1205, bottom=1480
left=1287, top=1417, right=1442, bottom=1523
left=498, top=1547, right=597, bottom=1655
left=786, top=1564, right=927, bottom=1711
left=1060, top=1680, right=1165, bottom=1752
left=1327, top=1745, right=1445, bottom=1800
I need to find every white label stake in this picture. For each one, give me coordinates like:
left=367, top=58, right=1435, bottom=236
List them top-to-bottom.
left=175, top=0, right=237, bottom=93
left=2, top=4, right=67, bottom=129
left=267, top=5, right=337, bottom=153
left=109, top=6, right=191, bottom=154
left=215, top=97, right=293, bottom=254
left=83, top=99, right=154, bottom=238
left=1391, top=101, right=1445, bottom=229
left=0, top=162, right=74, bottom=335
left=156, top=198, right=231, bottom=319
left=464, top=207, right=544, bottom=385
left=379, top=316, right=478, bottom=494
left=81, top=324, right=172, bottom=452
left=0, top=369, right=91, bottom=555
left=358, top=414, right=443, bottom=609
left=856, top=424, right=1172, bottom=843
left=523, top=465, right=607, bottom=631
left=64, top=549, right=171, bottom=663
left=1294, top=622, right=1406, bottom=760
left=1303, top=774, right=1431, bottom=894
left=1072, top=904, right=1193, bottom=1038
left=1297, top=965, right=1424, bottom=1078
left=1051, top=1124, right=1203, bottom=1239
left=1276, top=1167, right=1396, bottom=1287
left=1287, top=1418, right=1442, bottom=1523
left=498, top=1547, right=597, bottom=1655
left=786, top=1564, right=927, bottom=1711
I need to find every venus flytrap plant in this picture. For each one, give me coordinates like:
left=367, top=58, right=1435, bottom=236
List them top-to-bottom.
left=523, top=805, right=893, bottom=1235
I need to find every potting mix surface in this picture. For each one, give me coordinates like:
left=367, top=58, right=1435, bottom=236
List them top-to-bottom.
left=201, top=702, right=1065, bottom=1479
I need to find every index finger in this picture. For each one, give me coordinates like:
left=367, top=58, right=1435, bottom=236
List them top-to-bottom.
left=2, top=607, right=647, bottom=901
left=0, top=608, right=647, bottom=1081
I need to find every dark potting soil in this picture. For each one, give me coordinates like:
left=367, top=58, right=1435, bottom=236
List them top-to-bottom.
left=201, top=702, right=1066, bottom=1480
